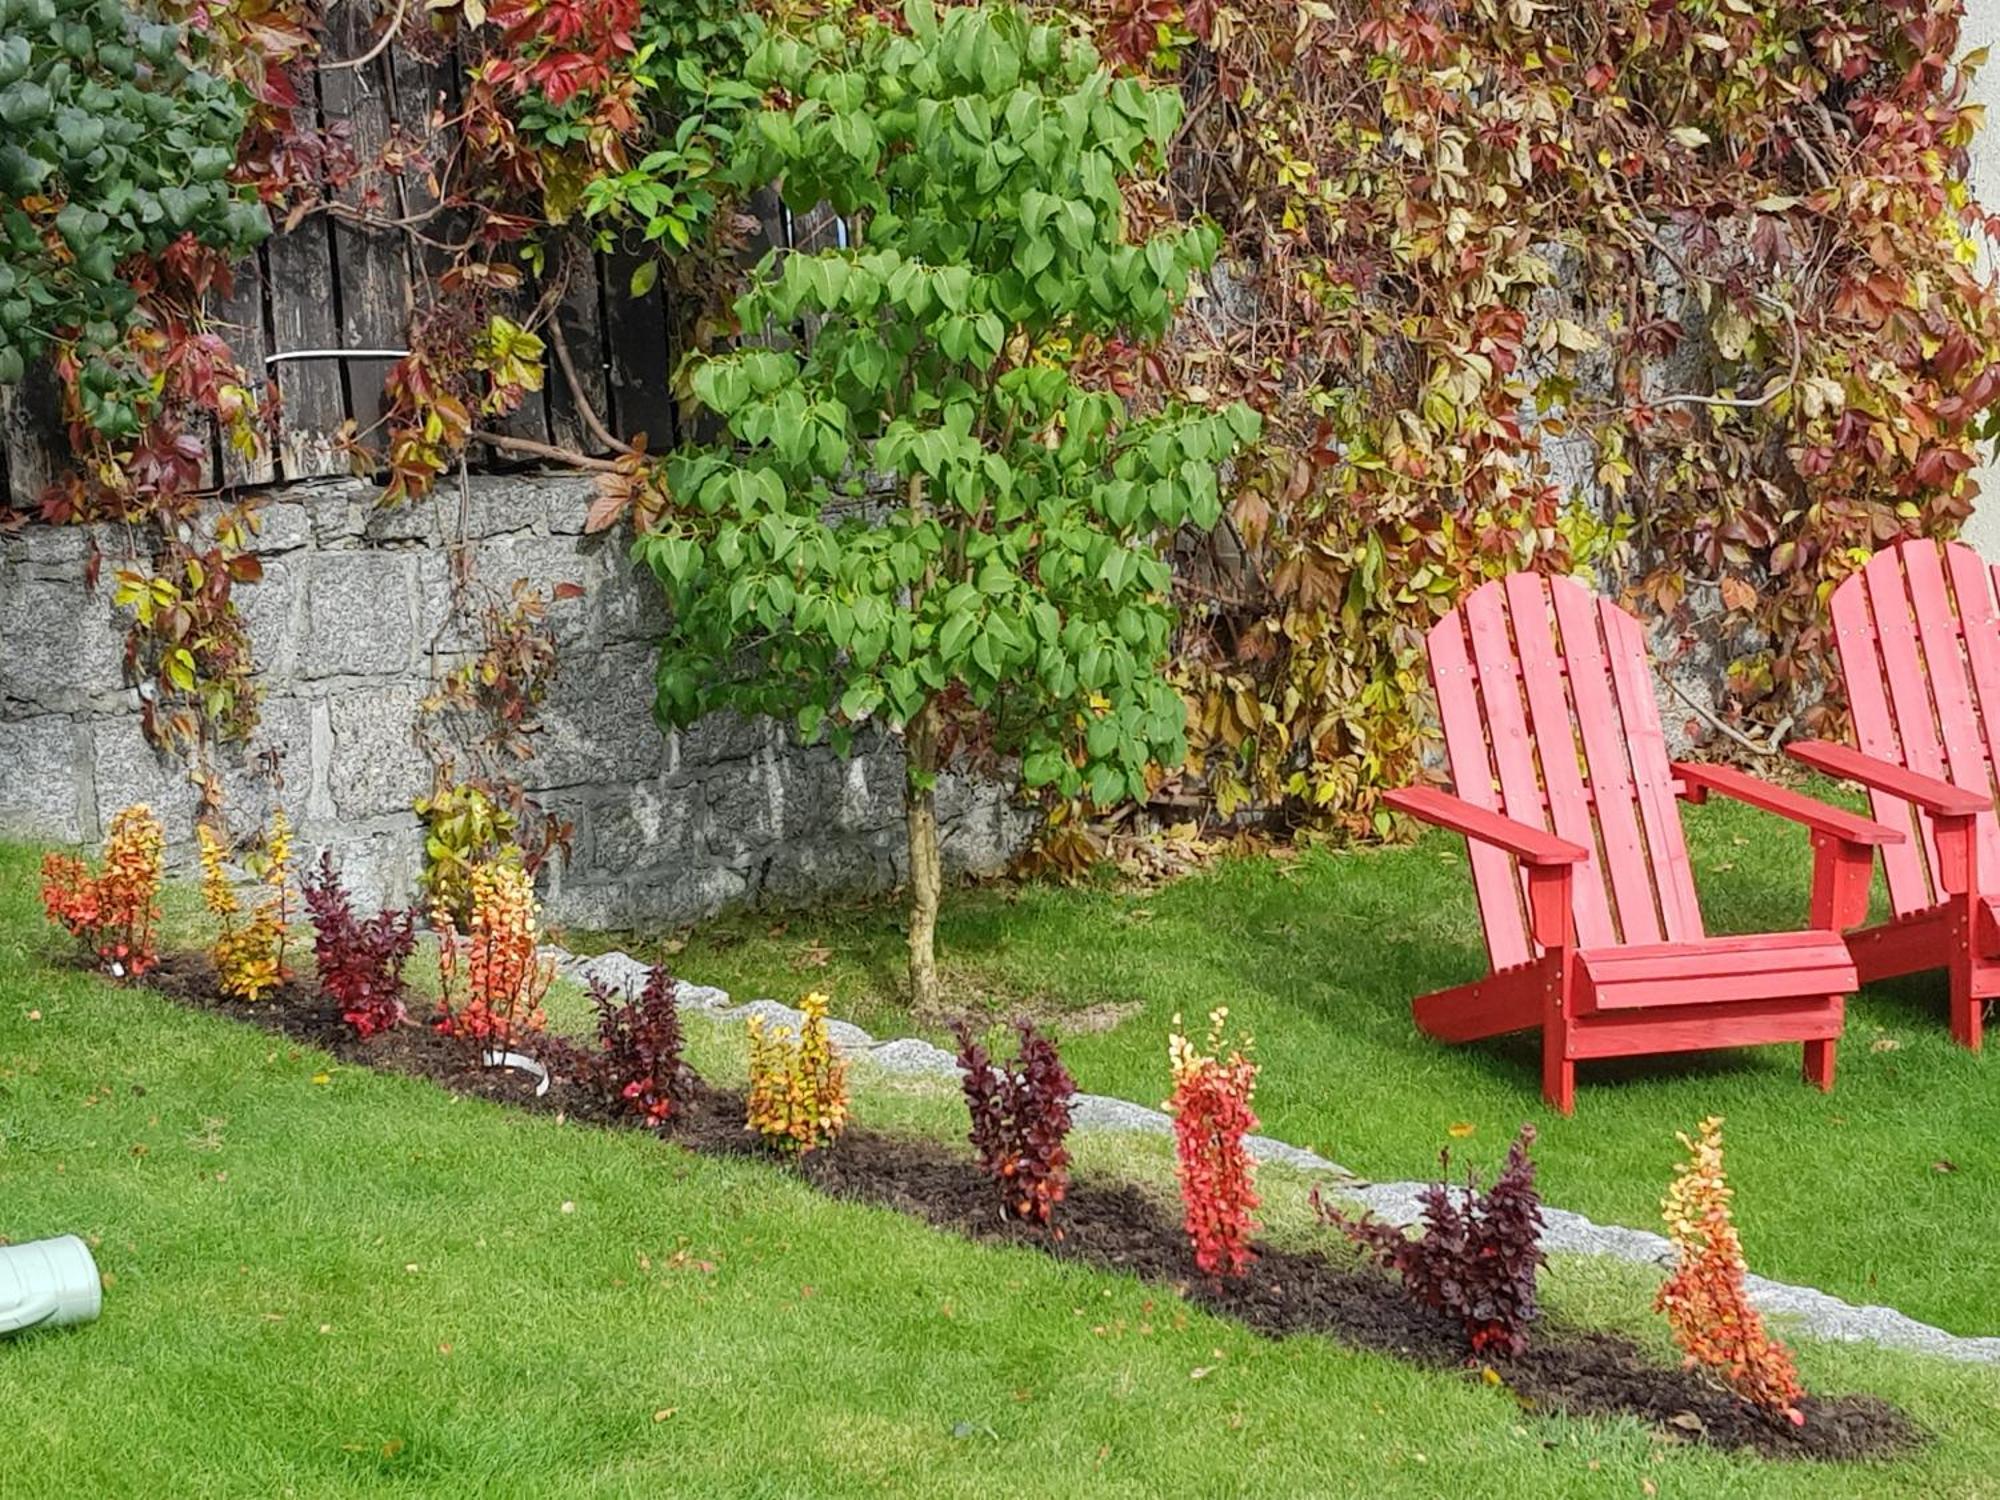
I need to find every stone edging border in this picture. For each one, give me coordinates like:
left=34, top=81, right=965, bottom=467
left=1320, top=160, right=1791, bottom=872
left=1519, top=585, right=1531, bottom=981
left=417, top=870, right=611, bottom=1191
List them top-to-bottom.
left=552, top=945, right=2000, bottom=1369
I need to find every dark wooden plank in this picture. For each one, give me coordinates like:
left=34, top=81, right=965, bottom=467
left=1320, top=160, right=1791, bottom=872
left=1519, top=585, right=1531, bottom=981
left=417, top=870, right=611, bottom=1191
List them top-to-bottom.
left=319, top=4, right=412, bottom=458
left=266, top=52, right=348, bottom=482
left=746, top=184, right=788, bottom=259
left=787, top=201, right=844, bottom=352
left=790, top=201, right=845, bottom=253
left=267, top=227, right=348, bottom=478
left=602, top=247, right=676, bottom=452
left=545, top=248, right=611, bottom=456
left=216, top=251, right=276, bottom=489
left=0, top=364, right=60, bottom=508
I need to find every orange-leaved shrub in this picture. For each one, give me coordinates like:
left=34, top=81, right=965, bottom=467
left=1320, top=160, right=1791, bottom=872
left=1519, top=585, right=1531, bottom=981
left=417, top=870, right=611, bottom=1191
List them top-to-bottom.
left=39, top=803, right=164, bottom=978
left=197, top=810, right=296, bottom=1001
left=434, top=862, right=553, bottom=1047
left=746, top=993, right=849, bottom=1155
left=1165, top=1008, right=1261, bottom=1277
left=1657, top=1116, right=1806, bottom=1426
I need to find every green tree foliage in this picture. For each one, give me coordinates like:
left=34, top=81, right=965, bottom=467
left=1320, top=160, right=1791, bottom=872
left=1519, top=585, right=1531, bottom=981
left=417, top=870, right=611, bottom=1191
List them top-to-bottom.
left=634, top=0, right=1257, bottom=1006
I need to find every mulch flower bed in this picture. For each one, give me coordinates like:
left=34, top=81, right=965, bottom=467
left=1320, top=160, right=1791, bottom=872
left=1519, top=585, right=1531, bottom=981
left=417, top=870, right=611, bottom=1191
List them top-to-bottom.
left=141, top=954, right=1921, bottom=1463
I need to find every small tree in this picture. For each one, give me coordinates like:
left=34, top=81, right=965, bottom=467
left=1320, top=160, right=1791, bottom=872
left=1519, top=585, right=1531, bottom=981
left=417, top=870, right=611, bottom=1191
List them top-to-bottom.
left=635, top=0, right=1258, bottom=1010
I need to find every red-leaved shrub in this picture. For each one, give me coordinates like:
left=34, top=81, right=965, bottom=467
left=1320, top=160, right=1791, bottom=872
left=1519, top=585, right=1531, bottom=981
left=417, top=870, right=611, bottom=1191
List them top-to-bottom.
left=39, top=804, right=164, bottom=978
left=302, top=853, right=416, bottom=1039
left=585, top=966, right=695, bottom=1127
left=1165, top=1009, right=1260, bottom=1277
left=952, top=1017, right=1076, bottom=1226
left=1657, top=1116, right=1806, bottom=1425
left=1319, top=1124, right=1546, bottom=1358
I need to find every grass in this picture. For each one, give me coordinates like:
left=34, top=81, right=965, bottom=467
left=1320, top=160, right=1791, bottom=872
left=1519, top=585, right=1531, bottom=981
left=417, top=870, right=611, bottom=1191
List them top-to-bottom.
left=573, top=783, right=2000, bottom=1338
left=7, top=843, right=2000, bottom=1495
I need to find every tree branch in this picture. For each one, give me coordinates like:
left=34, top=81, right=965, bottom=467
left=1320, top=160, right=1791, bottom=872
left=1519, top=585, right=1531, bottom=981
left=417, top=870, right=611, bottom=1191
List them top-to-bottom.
left=321, top=0, right=410, bottom=72
left=545, top=314, right=636, bottom=457
left=471, top=430, right=626, bottom=472
left=1661, top=673, right=1792, bottom=760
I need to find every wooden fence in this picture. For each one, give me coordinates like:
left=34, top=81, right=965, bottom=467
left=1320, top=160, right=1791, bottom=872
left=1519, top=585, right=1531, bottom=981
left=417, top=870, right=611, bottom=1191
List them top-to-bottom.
left=0, top=20, right=838, bottom=510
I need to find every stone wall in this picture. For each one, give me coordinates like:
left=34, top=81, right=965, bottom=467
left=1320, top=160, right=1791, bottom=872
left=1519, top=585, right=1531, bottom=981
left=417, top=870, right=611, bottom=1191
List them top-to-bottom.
left=0, top=473, right=1034, bottom=925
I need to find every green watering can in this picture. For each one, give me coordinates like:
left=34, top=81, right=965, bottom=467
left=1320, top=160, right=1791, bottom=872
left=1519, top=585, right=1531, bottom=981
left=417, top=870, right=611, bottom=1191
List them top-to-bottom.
left=0, top=1236, right=102, bottom=1337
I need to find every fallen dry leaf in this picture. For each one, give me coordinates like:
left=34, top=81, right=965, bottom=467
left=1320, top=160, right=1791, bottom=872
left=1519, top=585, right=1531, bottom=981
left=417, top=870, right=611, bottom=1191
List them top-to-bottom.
left=1447, top=1122, right=1476, bottom=1139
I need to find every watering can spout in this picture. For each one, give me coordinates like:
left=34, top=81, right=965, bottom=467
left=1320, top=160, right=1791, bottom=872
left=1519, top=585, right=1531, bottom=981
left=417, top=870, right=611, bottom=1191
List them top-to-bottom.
left=0, top=1236, right=102, bottom=1337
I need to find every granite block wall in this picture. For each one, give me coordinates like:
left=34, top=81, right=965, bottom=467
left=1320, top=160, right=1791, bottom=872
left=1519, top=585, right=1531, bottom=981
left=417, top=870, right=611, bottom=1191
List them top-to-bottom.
left=0, top=474, right=1034, bottom=926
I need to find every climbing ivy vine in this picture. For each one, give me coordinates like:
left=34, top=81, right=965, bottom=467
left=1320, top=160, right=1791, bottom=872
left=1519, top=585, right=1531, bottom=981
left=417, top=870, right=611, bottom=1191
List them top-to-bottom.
left=1087, top=0, right=2000, bottom=832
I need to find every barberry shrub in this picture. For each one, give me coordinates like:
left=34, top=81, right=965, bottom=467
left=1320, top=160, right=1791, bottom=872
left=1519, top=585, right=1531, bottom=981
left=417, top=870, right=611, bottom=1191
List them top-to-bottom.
left=39, top=804, right=165, bottom=979
left=197, top=811, right=296, bottom=1002
left=302, top=853, right=416, bottom=1040
left=434, top=862, right=555, bottom=1048
left=584, top=966, right=695, bottom=1128
left=746, top=993, right=849, bottom=1155
left=1165, top=1009, right=1260, bottom=1277
left=953, top=1018, right=1077, bottom=1227
left=1657, top=1116, right=1807, bottom=1426
left=1320, top=1125, right=1546, bottom=1358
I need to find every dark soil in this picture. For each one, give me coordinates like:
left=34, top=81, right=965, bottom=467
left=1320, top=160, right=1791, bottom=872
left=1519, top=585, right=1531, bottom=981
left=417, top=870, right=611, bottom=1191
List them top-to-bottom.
left=140, top=954, right=1921, bottom=1463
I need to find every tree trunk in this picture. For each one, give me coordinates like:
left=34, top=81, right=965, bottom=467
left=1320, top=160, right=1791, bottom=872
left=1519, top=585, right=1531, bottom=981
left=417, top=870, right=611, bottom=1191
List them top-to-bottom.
left=905, top=699, right=942, bottom=1014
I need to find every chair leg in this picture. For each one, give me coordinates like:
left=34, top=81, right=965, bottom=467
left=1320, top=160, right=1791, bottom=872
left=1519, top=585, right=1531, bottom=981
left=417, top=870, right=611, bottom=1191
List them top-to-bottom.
left=1949, top=952, right=1982, bottom=1052
left=1541, top=955, right=1575, bottom=1115
left=1541, top=1033, right=1575, bottom=1116
left=1803, top=1037, right=1835, bottom=1092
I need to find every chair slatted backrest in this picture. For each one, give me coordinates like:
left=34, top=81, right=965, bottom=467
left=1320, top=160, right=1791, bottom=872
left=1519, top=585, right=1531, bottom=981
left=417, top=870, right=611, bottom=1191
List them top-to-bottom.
left=1828, top=538, right=2000, bottom=917
left=1428, top=573, right=1705, bottom=969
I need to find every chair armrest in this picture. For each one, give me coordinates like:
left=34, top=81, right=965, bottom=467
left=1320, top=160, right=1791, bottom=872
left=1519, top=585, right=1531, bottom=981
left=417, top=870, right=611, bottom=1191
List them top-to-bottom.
left=1786, top=741, right=1989, bottom=817
left=1673, top=761, right=1905, bottom=846
left=1384, top=787, right=1590, bottom=867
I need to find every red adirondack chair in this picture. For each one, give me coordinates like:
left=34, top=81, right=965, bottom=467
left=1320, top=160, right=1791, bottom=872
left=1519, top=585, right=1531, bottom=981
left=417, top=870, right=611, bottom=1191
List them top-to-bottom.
left=1789, top=536, right=2000, bottom=1049
left=1385, top=572, right=1903, bottom=1113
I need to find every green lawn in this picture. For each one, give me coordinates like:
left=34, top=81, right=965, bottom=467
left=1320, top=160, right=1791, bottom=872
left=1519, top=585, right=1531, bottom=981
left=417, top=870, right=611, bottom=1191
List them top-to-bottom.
left=581, top=785, right=2000, bottom=1339
left=7, top=840, right=2000, bottom=1496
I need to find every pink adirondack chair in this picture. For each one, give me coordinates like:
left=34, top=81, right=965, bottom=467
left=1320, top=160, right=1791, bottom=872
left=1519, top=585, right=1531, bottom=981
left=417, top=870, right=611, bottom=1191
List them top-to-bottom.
left=1789, top=536, right=2000, bottom=1049
left=1386, top=572, right=1904, bottom=1113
